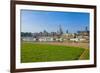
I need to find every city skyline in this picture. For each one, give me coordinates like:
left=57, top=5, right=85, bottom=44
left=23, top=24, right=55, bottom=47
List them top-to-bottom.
left=21, top=10, right=90, bottom=33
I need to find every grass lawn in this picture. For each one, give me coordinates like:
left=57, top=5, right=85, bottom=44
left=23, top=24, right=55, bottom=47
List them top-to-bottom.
left=21, top=42, right=87, bottom=63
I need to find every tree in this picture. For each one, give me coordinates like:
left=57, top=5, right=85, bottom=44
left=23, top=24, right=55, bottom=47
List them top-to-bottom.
left=21, top=32, right=32, bottom=37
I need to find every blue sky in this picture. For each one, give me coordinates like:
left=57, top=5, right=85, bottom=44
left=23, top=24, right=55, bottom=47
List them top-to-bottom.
left=21, top=9, right=90, bottom=33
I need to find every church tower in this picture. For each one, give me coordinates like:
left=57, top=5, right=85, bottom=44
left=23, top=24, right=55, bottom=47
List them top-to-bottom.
left=57, top=25, right=63, bottom=35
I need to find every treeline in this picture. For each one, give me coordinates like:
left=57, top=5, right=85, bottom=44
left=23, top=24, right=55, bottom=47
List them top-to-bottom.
left=21, top=32, right=32, bottom=37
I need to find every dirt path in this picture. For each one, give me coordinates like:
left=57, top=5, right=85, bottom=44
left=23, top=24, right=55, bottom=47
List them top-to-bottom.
left=30, top=42, right=89, bottom=49
left=79, top=49, right=89, bottom=60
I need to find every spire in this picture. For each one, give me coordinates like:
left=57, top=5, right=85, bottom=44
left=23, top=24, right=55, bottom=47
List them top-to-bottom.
left=59, top=24, right=63, bottom=35
left=85, top=26, right=88, bottom=31
left=66, top=30, right=68, bottom=33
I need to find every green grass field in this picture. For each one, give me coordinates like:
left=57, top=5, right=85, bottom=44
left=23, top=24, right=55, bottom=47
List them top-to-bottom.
left=21, top=42, right=89, bottom=63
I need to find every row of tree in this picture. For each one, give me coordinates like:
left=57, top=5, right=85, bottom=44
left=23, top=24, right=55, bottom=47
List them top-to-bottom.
left=21, top=32, right=32, bottom=37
